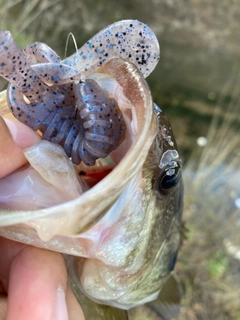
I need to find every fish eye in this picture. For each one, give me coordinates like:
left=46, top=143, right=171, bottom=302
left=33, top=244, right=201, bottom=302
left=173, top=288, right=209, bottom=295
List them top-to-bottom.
left=157, top=163, right=182, bottom=194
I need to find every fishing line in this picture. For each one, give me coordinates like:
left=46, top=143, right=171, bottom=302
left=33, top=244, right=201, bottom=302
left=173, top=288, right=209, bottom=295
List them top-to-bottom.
left=64, top=32, right=80, bottom=60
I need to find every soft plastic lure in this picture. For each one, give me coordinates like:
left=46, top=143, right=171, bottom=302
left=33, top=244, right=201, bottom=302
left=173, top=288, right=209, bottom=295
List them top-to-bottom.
left=0, top=20, right=160, bottom=165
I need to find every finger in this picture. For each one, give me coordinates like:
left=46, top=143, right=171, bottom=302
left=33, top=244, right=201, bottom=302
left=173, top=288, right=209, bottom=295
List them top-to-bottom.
left=0, top=116, right=41, bottom=178
left=0, top=236, right=85, bottom=320
left=0, top=236, right=84, bottom=320
left=0, top=237, right=26, bottom=292
left=0, top=238, right=27, bottom=320
left=5, top=245, right=85, bottom=320
left=66, top=285, right=86, bottom=320
left=0, top=294, right=7, bottom=320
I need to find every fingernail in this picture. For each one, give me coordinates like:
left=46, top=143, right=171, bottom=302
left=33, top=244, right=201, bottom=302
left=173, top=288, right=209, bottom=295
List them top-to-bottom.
left=3, top=117, right=41, bottom=148
left=3, top=118, right=18, bottom=141
left=53, top=286, right=69, bottom=320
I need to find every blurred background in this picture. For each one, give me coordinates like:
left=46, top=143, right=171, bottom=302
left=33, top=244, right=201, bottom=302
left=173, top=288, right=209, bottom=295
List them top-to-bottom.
left=0, top=1, right=239, bottom=319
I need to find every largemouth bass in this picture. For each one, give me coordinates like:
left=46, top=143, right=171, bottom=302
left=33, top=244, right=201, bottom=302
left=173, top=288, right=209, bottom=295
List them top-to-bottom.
left=0, top=20, right=183, bottom=318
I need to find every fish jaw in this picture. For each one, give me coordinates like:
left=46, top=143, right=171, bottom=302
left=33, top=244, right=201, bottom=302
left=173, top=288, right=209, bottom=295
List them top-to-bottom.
left=0, top=59, right=183, bottom=309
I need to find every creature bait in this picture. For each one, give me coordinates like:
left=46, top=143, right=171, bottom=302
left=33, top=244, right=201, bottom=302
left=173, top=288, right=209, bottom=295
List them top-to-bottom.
left=0, top=20, right=183, bottom=314
left=0, top=20, right=159, bottom=165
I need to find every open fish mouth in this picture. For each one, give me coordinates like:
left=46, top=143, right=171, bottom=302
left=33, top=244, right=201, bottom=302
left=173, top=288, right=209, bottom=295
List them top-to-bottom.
left=0, top=20, right=183, bottom=310
left=0, top=58, right=157, bottom=237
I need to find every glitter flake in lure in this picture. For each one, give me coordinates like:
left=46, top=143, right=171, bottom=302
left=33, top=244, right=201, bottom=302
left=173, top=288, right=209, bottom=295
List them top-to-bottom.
left=0, top=20, right=183, bottom=313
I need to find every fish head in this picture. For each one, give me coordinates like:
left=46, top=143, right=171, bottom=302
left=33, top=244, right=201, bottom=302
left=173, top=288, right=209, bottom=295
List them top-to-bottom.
left=64, top=61, right=184, bottom=309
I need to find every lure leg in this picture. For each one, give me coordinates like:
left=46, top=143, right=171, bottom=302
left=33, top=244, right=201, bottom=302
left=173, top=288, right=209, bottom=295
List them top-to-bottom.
left=23, top=42, right=61, bottom=63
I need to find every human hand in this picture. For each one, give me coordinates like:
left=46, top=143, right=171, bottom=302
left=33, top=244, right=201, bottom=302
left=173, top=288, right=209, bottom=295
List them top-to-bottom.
left=0, top=116, right=85, bottom=320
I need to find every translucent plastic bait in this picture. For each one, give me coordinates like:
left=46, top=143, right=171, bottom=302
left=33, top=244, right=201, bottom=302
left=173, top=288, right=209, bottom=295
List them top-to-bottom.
left=0, top=20, right=160, bottom=166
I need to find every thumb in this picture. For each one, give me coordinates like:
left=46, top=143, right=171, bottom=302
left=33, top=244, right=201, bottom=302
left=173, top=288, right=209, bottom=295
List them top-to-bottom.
left=0, top=116, right=41, bottom=178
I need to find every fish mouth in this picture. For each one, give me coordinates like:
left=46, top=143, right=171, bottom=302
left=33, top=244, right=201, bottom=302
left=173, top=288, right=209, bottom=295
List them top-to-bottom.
left=0, top=58, right=157, bottom=241
left=0, top=59, right=182, bottom=312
